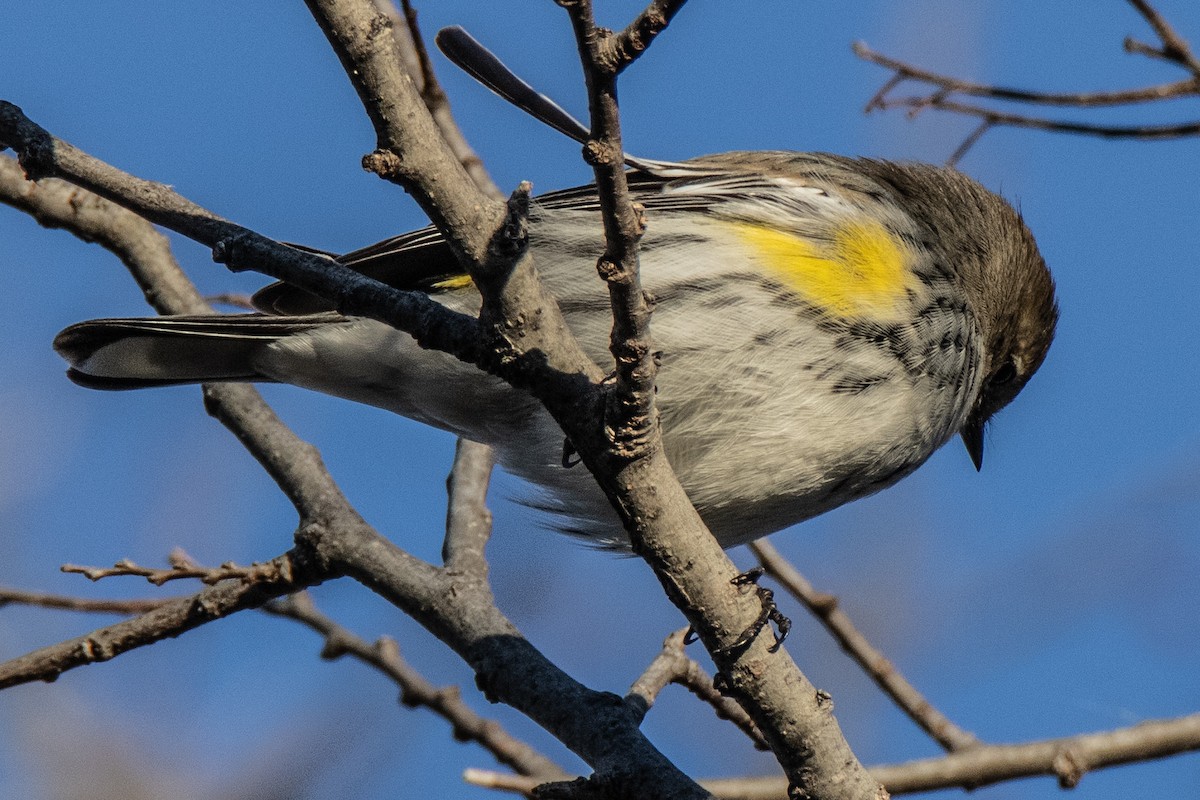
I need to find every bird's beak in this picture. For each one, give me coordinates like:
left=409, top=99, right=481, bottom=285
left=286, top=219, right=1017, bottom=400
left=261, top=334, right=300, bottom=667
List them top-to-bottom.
left=961, top=420, right=984, bottom=471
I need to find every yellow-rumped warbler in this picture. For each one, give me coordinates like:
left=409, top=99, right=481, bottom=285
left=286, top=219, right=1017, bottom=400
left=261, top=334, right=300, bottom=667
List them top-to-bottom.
left=53, top=152, right=1057, bottom=549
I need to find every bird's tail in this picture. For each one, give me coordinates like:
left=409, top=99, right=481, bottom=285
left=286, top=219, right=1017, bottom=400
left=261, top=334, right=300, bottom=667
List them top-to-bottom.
left=52, top=313, right=340, bottom=390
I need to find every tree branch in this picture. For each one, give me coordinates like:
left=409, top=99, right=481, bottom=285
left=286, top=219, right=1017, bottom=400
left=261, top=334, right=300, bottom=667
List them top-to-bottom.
left=611, top=0, right=691, bottom=74
left=1125, top=0, right=1200, bottom=76
left=854, top=1, right=1200, bottom=164
left=556, top=3, right=883, bottom=798
left=855, top=41, right=1199, bottom=108
left=0, top=141, right=706, bottom=800
left=442, top=438, right=497, bottom=575
left=750, top=541, right=978, bottom=752
left=0, top=551, right=311, bottom=690
left=0, top=587, right=169, bottom=615
left=264, top=592, right=568, bottom=781
left=627, top=629, right=768, bottom=750
left=468, top=711, right=1200, bottom=797
left=698, top=711, right=1200, bottom=797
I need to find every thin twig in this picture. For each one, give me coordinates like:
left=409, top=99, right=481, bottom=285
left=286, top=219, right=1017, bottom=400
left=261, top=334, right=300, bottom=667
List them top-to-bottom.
left=559, top=0, right=657, bottom=459
left=1125, top=0, right=1200, bottom=76
left=854, top=1, right=1200, bottom=163
left=855, top=41, right=1199, bottom=108
left=897, top=96, right=1200, bottom=140
left=946, top=120, right=993, bottom=168
left=204, top=291, right=257, bottom=310
left=750, top=541, right=978, bottom=752
left=62, top=549, right=293, bottom=587
left=0, top=553, right=310, bottom=690
left=0, top=587, right=170, bottom=615
left=264, top=592, right=568, bottom=780
left=627, top=629, right=769, bottom=750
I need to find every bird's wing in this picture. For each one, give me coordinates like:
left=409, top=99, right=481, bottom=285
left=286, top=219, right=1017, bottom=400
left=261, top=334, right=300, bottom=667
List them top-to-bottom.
left=252, top=162, right=843, bottom=315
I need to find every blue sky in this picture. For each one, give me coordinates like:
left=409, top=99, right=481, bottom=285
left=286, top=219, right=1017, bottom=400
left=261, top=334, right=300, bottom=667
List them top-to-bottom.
left=3, top=2, right=1200, bottom=798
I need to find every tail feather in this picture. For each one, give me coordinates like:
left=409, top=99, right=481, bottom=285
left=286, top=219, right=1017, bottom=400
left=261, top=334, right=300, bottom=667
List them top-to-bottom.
left=53, top=313, right=342, bottom=390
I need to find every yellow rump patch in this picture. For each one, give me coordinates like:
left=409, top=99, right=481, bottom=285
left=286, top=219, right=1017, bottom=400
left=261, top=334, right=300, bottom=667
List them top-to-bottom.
left=724, top=218, right=918, bottom=319
left=429, top=274, right=474, bottom=291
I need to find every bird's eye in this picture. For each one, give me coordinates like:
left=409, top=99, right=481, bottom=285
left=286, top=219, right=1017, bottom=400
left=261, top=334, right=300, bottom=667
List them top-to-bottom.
left=991, top=361, right=1018, bottom=386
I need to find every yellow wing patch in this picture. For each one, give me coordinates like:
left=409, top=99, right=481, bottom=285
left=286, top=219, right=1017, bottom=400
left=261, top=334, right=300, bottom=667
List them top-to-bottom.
left=724, top=218, right=919, bottom=319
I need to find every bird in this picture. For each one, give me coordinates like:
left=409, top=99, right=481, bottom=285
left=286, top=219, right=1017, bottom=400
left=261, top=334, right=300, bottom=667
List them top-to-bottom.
left=53, top=148, right=1057, bottom=550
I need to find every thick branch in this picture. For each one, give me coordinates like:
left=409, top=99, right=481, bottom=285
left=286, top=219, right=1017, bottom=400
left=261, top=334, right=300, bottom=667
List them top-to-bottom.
left=302, top=0, right=504, bottom=268
left=390, top=0, right=498, bottom=197
left=611, top=0, right=690, bottom=74
left=557, top=3, right=883, bottom=798
left=1, top=59, right=715, bottom=800
left=442, top=439, right=497, bottom=574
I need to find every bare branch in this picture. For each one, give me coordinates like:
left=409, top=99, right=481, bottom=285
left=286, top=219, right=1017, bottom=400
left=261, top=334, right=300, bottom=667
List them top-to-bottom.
left=302, top=0, right=505, bottom=267
left=369, top=0, right=499, bottom=198
left=396, top=0, right=498, bottom=196
left=611, top=0, right=690, bottom=74
left=1125, top=0, right=1200, bottom=76
left=558, top=1, right=657, bottom=456
left=854, top=2, right=1200, bottom=163
left=557, top=3, right=882, bottom=798
left=855, top=41, right=1199, bottom=108
left=0, top=42, right=708, bottom=800
left=888, top=95, right=1200, bottom=140
left=0, top=106, right=485, bottom=385
left=204, top=291, right=258, bottom=310
left=442, top=438, right=497, bottom=574
left=750, top=541, right=978, bottom=752
left=62, top=549, right=294, bottom=587
left=0, top=552, right=311, bottom=690
left=0, top=587, right=169, bottom=615
left=265, top=592, right=568, bottom=781
left=627, top=629, right=768, bottom=750
left=698, top=711, right=1200, bottom=797
left=464, top=768, right=542, bottom=796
